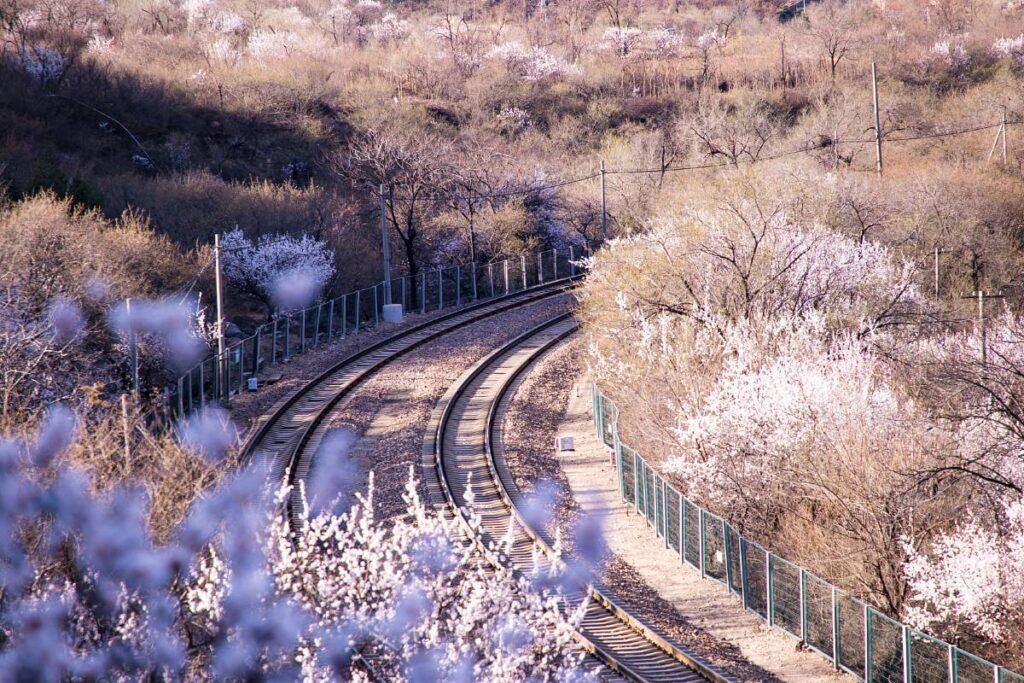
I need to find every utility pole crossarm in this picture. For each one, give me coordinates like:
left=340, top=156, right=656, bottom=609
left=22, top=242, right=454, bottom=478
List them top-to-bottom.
left=960, top=289, right=1006, bottom=367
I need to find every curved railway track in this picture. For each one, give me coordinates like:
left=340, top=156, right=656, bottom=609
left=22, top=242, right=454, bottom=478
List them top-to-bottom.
left=241, top=278, right=729, bottom=681
left=241, top=278, right=577, bottom=526
left=425, top=314, right=730, bottom=683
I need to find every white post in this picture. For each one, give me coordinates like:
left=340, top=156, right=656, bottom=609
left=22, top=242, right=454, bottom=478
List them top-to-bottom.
left=872, top=63, right=883, bottom=176
left=1002, top=109, right=1008, bottom=164
left=600, top=159, right=608, bottom=239
left=214, top=234, right=226, bottom=400
left=126, top=298, right=139, bottom=397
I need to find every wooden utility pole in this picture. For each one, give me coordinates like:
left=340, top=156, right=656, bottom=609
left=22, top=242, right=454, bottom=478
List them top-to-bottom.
left=872, top=63, right=883, bottom=176
left=1003, top=109, right=1009, bottom=164
left=987, top=111, right=1008, bottom=165
left=833, top=128, right=840, bottom=170
left=600, top=159, right=608, bottom=241
left=379, top=184, right=392, bottom=305
left=214, top=233, right=225, bottom=401
left=961, top=290, right=1005, bottom=366
left=126, top=298, right=139, bottom=397
left=120, top=394, right=132, bottom=472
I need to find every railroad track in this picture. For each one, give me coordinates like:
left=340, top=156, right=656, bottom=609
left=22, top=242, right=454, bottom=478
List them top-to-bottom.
left=241, top=276, right=728, bottom=681
left=241, top=277, right=578, bottom=527
left=426, top=313, right=730, bottom=683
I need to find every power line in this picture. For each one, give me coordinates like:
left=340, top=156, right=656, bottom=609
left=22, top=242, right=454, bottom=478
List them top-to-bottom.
left=385, top=116, right=1019, bottom=204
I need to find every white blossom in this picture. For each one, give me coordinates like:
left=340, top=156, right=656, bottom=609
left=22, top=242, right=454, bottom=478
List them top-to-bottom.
left=600, top=26, right=642, bottom=57
left=488, top=42, right=578, bottom=81
left=220, top=227, right=335, bottom=314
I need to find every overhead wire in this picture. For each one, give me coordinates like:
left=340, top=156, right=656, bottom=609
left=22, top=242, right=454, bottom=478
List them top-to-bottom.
left=386, top=116, right=1021, bottom=203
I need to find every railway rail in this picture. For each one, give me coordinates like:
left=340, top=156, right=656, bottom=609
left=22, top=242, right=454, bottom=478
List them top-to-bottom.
left=240, top=276, right=728, bottom=681
left=241, top=277, right=578, bottom=526
left=425, top=313, right=730, bottom=683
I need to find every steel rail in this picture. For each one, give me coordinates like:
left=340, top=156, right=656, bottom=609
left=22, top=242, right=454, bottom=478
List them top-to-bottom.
left=239, top=276, right=579, bottom=517
left=429, top=314, right=730, bottom=682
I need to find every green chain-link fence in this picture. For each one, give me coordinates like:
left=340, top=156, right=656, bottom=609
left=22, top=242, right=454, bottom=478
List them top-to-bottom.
left=168, top=248, right=581, bottom=417
left=593, top=386, right=1021, bottom=683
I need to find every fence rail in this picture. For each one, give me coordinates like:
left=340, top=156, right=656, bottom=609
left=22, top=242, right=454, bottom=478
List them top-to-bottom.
left=169, top=248, right=581, bottom=418
left=592, top=387, right=1021, bottom=683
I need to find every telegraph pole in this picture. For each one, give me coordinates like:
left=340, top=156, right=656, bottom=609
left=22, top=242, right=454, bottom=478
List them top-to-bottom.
left=872, top=63, right=883, bottom=176
left=1002, top=108, right=1009, bottom=164
left=987, top=111, right=1008, bottom=165
left=600, top=159, right=608, bottom=241
left=379, top=184, right=392, bottom=305
left=213, top=233, right=225, bottom=400
left=961, top=290, right=1005, bottom=366
left=126, top=298, right=139, bottom=397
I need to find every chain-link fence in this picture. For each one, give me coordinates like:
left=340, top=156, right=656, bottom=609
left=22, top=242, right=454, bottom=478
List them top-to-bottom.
left=169, top=248, right=580, bottom=418
left=592, top=387, right=1021, bottom=683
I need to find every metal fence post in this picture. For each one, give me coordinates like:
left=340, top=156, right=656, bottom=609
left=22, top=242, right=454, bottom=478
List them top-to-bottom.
left=569, top=245, right=576, bottom=276
left=552, top=248, right=558, bottom=279
left=537, top=251, right=544, bottom=283
left=521, top=254, right=527, bottom=288
left=504, top=259, right=510, bottom=294
left=472, top=262, right=478, bottom=300
left=489, top=262, right=495, bottom=297
left=456, top=265, right=462, bottom=306
left=438, top=268, right=444, bottom=310
left=421, top=271, right=426, bottom=315
left=373, top=286, right=379, bottom=327
left=354, top=290, right=361, bottom=333
left=342, top=294, right=348, bottom=337
left=327, top=299, right=334, bottom=340
left=314, top=302, right=322, bottom=346
left=300, top=308, right=307, bottom=351
left=284, top=318, right=291, bottom=359
left=252, top=328, right=261, bottom=377
left=223, top=350, right=230, bottom=402
left=198, top=363, right=205, bottom=409
left=177, top=376, right=185, bottom=416
left=615, top=434, right=624, bottom=499
left=634, top=455, right=640, bottom=515
left=662, top=483, right=669, bottom=546
left=679, top=494, right=685, bottom=563
left=699, top=509, right=707, bottom=579
left=724, top=523, right=733, bottom=591
left=740, top=538, right=750, bottom=609
left=767, top=554, right=775, bottom=626
left=799, top=568, right=807, bottom=643
left=832, top=586, right=840, bottom=670
left=865, top=605, right=873, bottom=682
left=903, top=625, right=913, bottom=682
left=949, top=644, right=959, bottom=683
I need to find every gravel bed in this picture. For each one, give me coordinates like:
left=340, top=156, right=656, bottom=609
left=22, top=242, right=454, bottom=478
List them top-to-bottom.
left=307, top=295, right=575, bottom=520
left=230, top=306, right=461, bottom=436
left=501, top=337, right=781, bottom=682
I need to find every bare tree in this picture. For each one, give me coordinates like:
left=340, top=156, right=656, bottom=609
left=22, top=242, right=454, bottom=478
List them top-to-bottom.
left=435, top=0, right=484, bottom=76
left=552, top=0, right=599, bottom=63
left=803, top=1, right=859, bottom=82
left=691, top=98, right=780, bottom=166
left=336, top=128, right=454, bottom=293
left=445, top=144, right=514, bottom=264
